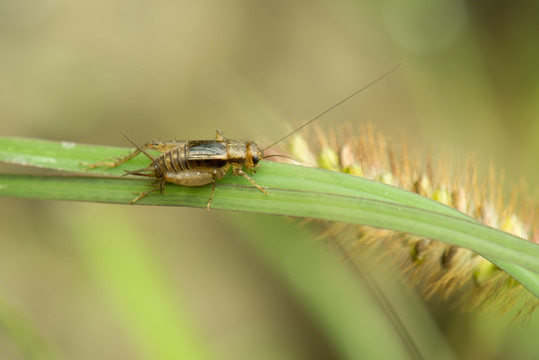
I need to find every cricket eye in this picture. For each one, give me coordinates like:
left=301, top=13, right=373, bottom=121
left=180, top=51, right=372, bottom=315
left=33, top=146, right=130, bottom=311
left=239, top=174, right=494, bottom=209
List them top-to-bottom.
left=252, top=153, right=260, bottom=165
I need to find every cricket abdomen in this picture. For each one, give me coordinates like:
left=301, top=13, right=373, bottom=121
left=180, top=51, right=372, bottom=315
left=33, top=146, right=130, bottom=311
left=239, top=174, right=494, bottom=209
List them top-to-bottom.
left=154, top=140, right=230, bottom=174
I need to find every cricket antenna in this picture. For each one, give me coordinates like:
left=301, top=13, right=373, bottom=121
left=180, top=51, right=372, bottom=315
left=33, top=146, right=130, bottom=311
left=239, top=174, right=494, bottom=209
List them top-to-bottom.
left=263, top=64, right=401, bottom=152
left=120, top=130, right=155, bottom=160
left=263, top=153, right=300, bottom=162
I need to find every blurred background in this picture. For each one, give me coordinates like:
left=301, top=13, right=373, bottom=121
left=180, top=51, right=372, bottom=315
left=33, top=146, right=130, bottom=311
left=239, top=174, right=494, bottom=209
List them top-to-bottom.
left=1, top=0, right=539, bottom=359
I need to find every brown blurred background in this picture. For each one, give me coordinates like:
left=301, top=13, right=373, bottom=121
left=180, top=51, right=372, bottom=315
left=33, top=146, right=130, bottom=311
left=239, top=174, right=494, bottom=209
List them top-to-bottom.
left=1, top=1, right=539, bottom=359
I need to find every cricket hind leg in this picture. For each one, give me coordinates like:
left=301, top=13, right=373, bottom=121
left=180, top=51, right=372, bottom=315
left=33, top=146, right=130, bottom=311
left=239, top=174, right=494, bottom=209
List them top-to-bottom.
left=84, top=132, right=160, bottom=170
left=83, top=143, right=154, bottom=170
left=84, top=148, right=144, bottom=169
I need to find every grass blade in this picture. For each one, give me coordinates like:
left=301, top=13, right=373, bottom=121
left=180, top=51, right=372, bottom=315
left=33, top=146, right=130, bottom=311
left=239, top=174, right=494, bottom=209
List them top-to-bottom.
left=1, top=136, right=539, bottom=300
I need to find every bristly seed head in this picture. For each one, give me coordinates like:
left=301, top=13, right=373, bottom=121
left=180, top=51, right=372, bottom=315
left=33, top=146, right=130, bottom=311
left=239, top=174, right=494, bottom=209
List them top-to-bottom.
left=274, top=123, right=538, bottom=318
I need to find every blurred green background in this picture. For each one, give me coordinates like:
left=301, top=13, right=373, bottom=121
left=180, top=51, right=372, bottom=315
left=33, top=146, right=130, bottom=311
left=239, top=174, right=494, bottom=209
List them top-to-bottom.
left=1, top=0, right=539, bottom=359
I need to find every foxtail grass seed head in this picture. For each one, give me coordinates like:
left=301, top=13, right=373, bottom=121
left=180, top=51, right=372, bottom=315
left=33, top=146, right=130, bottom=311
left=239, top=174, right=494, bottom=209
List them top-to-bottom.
left=276, top=124, right=538, bottom=317
left=289, top=134, right=317, bottom=167
left=340, top=142, right=364, bottom=176
left=318, top=147, right=340, bottom=171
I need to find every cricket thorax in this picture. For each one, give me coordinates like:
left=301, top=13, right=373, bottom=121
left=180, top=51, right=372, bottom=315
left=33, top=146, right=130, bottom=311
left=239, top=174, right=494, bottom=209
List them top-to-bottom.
left=226, top=140, right=249, bottom=166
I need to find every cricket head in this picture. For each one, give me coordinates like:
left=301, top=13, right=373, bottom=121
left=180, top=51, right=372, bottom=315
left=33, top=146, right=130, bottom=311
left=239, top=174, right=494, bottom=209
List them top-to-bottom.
left=245, top=141, right=262, bottom=170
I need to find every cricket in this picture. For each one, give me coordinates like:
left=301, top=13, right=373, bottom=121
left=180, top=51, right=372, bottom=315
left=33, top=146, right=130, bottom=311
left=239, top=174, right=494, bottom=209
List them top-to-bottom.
left=86, top=65, right=400, bottom=209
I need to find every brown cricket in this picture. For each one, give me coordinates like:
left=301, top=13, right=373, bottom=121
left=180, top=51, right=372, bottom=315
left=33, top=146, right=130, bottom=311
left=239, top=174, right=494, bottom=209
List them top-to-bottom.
left=87, top=130, right=265, bottom=209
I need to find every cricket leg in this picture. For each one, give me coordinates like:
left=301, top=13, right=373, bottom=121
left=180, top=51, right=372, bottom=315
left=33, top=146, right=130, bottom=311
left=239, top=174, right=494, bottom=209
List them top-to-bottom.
left=216, top=129, right=224, bottom=140
left=233, top=168, right=267, bottom=194
left=206, top=180, right=217, bottom=211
